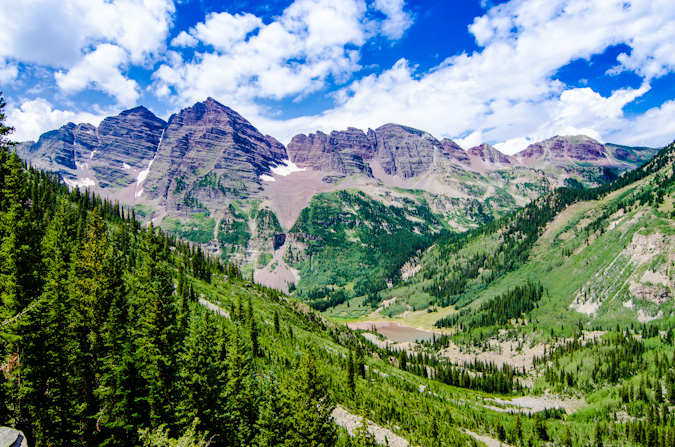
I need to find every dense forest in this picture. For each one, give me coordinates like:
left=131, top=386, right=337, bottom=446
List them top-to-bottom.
left=0, top=97, right=342, bottom=447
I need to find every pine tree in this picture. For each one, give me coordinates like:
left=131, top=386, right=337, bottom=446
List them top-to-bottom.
left=18, top=199, right=79, bottom=445
left=69, top=208, right=122, bottom=443
left=131, top=226, right=177, bottom=429
left=175, top=308, right=226, bottom=436
left=273, top=310, right=280, bottom=334
left=224, top=330, right=258, bottom=447
left=355, top=344, right=366, bottom=379
left=347, top=350, right=356, bottom=395
left=285, top=352, right=337, bottom=447
left=256, top=377, right=292, bottom=447
left=514, top=413, right=522, bottom=442
left=532, top=414, right=548, bottom=441
left=594, top=421, right=603, bottom=447
left=562, top=425, right=572, bottom=447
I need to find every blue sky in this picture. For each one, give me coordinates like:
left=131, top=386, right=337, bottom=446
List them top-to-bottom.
left=2, top=0, right=675, bottom=153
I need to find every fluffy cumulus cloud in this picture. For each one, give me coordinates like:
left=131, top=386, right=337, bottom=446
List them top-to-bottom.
left=0, top=0, right=174, bottom=105
left=153, top=0, right=412, bottom=108
left=262, top=0, right=675, bottom=151
left=373, top=0, right=414, bottom=40
left=55, top=44, right=141, bottom=108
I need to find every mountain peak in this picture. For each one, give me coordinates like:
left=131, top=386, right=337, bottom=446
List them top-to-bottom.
left=518, top=134, right=607, bottom=162
left=439, top=138, right=470, bottom=164
left=467, top=143, right=512, bottom=164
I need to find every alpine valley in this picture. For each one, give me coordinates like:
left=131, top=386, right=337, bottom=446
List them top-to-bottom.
left=7, top=95, right=675, bottom=447
left=16, top=98, right=657, bottom=300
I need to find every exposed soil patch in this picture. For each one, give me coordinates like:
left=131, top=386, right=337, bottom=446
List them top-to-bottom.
left=262, top=170, right=335, bottom=230
left=254, top=241, right=300, bottom=293
left=198, top=297, right=230, bottom=319
left=348, top=321, right=438, bottom=343
left=332, top=406, right=409, bottom=447
left=462, top=429, right=513, bottom=447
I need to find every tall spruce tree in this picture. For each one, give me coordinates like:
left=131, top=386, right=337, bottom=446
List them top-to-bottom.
left=17, top=199, right=79, bottom=445
left=130, top=225, right=177, bottom=429
left=285, top=352, right=337, bottom=447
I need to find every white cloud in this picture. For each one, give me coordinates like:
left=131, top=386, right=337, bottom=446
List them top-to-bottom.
left=0, top=0, right=174, bottom=103
left=0, top=0, right=174, bottom=67
left=152, top=0, right=415, bottom=107
left=373, top=0, right=413, bottom=39
left=192, top=12, right=263, bottom=51
left=171, top=31, right=198, bottom=48
left=55, top=44, right=140, bottom=107
left=0, top=61, right=18, bottom=83
left=7, top=98, right=106, bottom=142
left=611, top=99, right=675, bottom=147
left=456, top=131, right=485, bottom=150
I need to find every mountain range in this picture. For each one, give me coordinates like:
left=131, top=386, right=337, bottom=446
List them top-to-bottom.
left=16, top=98, right=659, bottom=295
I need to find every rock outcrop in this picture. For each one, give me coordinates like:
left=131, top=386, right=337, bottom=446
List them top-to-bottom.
left=91, top=106, right=166, bottom=188
left=16, top=107, right=166, bottom=189
left=16, top=122, right=97, bottom=181
left=288, top=123, right=467, bottom=178
left=374, top=124, right=442, bottom=178
left=287, top=127, right=374, bottom=176
left=467, top=143, right=513, bottom=165
left=0, top=427, right=27, bottom=447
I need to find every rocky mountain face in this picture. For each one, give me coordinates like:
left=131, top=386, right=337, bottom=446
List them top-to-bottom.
left=140, top=98, right=286, bottom=215
left=17, top=107, right=166, bottom=190
left=93, top=107, right=167, bottom=189
left=288, top=123, right=455, bottom=178
left=286, top=127, right=375, bottom=176
left=467, top=143, right=514, bottom=165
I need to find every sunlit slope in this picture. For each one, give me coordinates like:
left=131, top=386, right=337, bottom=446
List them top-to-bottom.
left=340, top=142, right=675, bottom=331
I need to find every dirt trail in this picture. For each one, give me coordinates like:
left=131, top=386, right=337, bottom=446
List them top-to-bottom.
left=198, top=297, right=230, bottom=319
left=484, top=394, right=586, bottom=415
left=331, top=406, right=409, bottom=447
left=462, top=429, right=513, bottom=447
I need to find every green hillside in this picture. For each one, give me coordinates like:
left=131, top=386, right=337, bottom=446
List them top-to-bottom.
left=6, top=91, right=675, bottom=447
left=340, top=142, right=675, bottom=328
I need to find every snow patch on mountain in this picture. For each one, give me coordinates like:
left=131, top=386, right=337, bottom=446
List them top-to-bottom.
left=271, top=160, right=306, bottom=176
left=64, top=177, right=96, bottom=188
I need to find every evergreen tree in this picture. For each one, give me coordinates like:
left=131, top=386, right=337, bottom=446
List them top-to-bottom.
left=17, top=199, right=78, bottom=445
left=69, top=208, right=122, bottom=444
left=131, top=226, right=177, bottom=428
left=176, top=309, right=226, bottom=437
left=273, top=310, right=280, bottom=334
left=224, top=330, right=259, bottom=447
left=355, top=345, right=365, bottom=379
left=347, top=350, right=356, bottom=395
left=285, top=352, right=337, bottom=447
left=256, top=377, right=292, bottom=447
left=514, top=413, right=522, bottom=442
left=532, top=414, right=548, bottom=441
left=594, top=421, right=603, bottom=447
left=562, top=425, right=572, bottom=447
